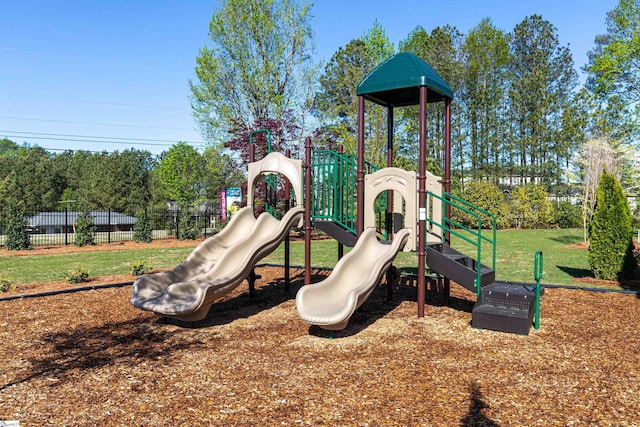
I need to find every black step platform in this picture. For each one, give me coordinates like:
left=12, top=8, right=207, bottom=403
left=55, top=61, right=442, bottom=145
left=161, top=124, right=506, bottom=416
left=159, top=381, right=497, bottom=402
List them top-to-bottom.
left=472, top=282, right=542, bottom=335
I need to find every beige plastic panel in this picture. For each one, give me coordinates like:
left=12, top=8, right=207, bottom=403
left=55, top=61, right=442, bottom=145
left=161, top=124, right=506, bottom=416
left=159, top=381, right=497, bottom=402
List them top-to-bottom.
left=247, top=152, right=303, bottom=209
left=364, top=167, right=417, bottom=252
left=425, top=170, right=443, bottom=243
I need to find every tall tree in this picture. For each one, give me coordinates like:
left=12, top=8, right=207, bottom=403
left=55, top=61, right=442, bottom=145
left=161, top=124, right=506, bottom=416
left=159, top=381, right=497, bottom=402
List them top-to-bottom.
left=190, top=0, right=315, bottom=144
left=585, top=0, right=640, bottom=105
left=507, top=15, right=578, bottom=187
left=460, top=18, right=511, bottom=182
left=314, top=21, right=394, bottom=167
left=398, top=25, right=463, bottom=173
left=157, top=143, right=205, bottom=209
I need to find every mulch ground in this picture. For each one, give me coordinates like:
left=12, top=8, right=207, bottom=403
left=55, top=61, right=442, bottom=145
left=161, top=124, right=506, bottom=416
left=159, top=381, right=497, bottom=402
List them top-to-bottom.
left=1, top=241, right=640, bottom=425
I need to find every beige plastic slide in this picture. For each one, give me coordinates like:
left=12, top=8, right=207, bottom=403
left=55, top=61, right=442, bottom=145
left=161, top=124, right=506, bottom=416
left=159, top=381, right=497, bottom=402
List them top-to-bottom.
left=131, top=151, right=305, bottom=322
left=130, top=205, right=304, bottom=321
left=296, top=227, right=411, bottom=330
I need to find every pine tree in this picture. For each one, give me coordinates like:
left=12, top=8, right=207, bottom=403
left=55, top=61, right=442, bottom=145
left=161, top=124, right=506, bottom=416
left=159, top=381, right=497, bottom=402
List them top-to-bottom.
left=588, top=171, right=635, bottom=280
left=4, top=199, right=31, bottom=250
left=74, top=209, right=96, bottom=247
left=133, top=209, right=153, bottom=243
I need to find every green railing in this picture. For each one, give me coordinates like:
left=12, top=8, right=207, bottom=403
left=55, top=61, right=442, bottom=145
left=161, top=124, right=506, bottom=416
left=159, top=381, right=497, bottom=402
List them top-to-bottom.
left=310, top=149, right=379, bottom=235
left=425, top=191, right=497, bottom=298
left=534, top=250, right=543, bottom=330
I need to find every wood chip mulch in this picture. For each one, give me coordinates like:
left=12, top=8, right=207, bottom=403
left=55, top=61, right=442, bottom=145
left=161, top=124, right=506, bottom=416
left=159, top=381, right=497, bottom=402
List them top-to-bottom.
left=1, top=263, right=639, bottom=426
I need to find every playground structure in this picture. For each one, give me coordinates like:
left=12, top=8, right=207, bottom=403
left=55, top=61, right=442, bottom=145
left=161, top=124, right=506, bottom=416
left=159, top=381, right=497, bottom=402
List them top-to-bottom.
left=131, top=52, right=542, bottom=335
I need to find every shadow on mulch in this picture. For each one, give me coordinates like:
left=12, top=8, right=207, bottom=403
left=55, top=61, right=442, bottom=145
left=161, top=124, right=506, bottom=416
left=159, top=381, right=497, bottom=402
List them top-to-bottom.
left=160, top=269, right=318, bottom=329
left=308, top=274, right=476, bottom=339
left=3, top=318, right=207, bottom=391
left=460, top=382, right=501, bottom=427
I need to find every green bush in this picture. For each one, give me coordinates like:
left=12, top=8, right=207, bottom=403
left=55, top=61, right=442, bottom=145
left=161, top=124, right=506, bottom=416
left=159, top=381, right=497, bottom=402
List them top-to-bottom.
left=588, top=172, right=636, bottom=280
left=450, top=180, right=511, bottom=229
left=509, top=184, right=554, bottom=229
left=4, top=199, right=31, bottom=251
left=553, top=202, right=582, bottom=228
left=74, top=209, right=95, bottom=247
left=133, top=209, right=153, bottom=243
left=178, top=215, right=199, bottom=240
left=130, top=260, right=152, bottom=276
left=64, top=267, right=90, bottom=284
left=0, top=276, right=16, bottom=293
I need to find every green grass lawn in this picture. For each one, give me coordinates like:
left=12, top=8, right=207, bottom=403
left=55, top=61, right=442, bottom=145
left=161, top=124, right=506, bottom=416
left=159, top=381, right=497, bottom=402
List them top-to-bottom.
left=0, top=228, right=599, bottom=288
left=264, top=228, right=590, bottom=286
left=0, top=246, right=195, bottom=285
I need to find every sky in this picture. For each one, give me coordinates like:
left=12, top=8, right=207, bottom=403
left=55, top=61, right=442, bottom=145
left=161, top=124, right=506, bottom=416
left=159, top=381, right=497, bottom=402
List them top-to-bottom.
left=0, top=0, right=617, bottom=155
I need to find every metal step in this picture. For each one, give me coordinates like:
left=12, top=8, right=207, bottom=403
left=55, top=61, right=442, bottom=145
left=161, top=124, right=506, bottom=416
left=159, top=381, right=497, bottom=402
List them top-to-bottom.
left=426, top=243, right=495, bottom=293
left=478, top=282, right=538, bottom=310
left=471, top=283, right=541, bottom=335
left=471, top=303, right=535, bottom=335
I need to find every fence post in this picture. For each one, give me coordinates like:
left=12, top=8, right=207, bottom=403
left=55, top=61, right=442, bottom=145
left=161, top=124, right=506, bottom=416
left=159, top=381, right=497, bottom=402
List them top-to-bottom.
left=65, top=205, right=69, bottom=245
left=107, top=209, right=111, bottom=244
left=175, top=209, right=180, bottom=240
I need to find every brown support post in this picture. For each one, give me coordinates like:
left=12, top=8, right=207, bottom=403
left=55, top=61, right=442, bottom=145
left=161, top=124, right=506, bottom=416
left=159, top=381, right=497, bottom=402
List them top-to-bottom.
left=417, top=86, right=427, bottom=318
left=356, top=96, right=365, bottom=237
left=443, top=99, right=452, bottom=306
left=386, top=106, right=394, bottom=301
left=386, top=106, right=394, bottom=236
left=304, top=137, right=312, bottom=285
left=284, top=149, right=291, bottom=292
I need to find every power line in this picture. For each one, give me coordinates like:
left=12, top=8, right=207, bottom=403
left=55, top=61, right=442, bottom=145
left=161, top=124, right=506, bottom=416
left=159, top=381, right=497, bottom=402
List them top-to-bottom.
left=0, top=116, right=197, bottom=131
left=1, top=130, right=205, bottom=146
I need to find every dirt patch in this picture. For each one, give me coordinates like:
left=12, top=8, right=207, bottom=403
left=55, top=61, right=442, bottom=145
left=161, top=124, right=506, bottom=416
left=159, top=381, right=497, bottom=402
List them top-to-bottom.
left=0, top=238, right=202, bottom=258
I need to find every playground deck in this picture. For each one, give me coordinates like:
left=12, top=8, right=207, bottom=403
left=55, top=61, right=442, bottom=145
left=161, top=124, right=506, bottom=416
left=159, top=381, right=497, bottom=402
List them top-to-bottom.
left=1, top=265, right=639, bottom=425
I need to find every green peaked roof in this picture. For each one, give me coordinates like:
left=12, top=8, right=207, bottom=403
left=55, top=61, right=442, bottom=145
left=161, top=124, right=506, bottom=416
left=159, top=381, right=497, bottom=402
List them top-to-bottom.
left=356, top=52, right=453, bottom=107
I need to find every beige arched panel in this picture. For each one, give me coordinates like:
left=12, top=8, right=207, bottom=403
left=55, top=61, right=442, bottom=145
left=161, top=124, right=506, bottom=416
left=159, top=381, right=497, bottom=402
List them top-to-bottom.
left=246, top=152, right=303, bottom=210
left=364, top=167, right=417, bottom=252
left=425, top=170, right=443, bottom=242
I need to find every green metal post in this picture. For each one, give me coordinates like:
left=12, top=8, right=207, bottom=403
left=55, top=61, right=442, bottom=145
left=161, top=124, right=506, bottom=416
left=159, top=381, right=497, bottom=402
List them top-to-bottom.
left=534, top=251, right=543, bottom=330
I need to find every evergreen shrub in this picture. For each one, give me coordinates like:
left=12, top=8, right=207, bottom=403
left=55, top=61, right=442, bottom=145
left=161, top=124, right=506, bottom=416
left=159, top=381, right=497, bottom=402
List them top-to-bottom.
left=587, top=172, right=636, bottom=280
left=450, top=180, right=511, bottom=229
left=4, top=199, right=31, bottom=250
left=553, top=201, right=582, bottom=228
left=133, top=209, right=153, bottom=243
left=74, top=210, right=96, bottom=247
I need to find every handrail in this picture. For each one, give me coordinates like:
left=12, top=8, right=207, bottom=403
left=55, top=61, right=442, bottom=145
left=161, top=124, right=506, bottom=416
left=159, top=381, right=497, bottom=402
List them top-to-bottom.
left=249, top=129, right=271, bottom=154
left=425, top=191, right=497, bottom=298
left=534, top=250, right=543, bottom=330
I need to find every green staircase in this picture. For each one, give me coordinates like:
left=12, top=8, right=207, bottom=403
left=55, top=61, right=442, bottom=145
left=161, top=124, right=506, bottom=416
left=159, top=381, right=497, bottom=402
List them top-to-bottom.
left=424, top=193, right=541, bottom=335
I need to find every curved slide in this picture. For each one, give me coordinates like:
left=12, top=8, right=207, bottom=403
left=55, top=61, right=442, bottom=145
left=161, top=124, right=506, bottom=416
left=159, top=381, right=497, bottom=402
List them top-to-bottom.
left=131, top=205, right=304, bottom=322
left=296, top=228, right=411, bottom=331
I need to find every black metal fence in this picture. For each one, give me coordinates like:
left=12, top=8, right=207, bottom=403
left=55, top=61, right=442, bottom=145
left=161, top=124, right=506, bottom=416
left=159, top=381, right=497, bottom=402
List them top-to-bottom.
left=0, top=207, right=225, bottom=247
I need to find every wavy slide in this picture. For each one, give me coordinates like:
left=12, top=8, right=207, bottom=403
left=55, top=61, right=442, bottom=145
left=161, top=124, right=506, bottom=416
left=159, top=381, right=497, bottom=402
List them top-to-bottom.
left=131, top=205, right=304, bottom=322
left=296, top=228, right=411, bottom=331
